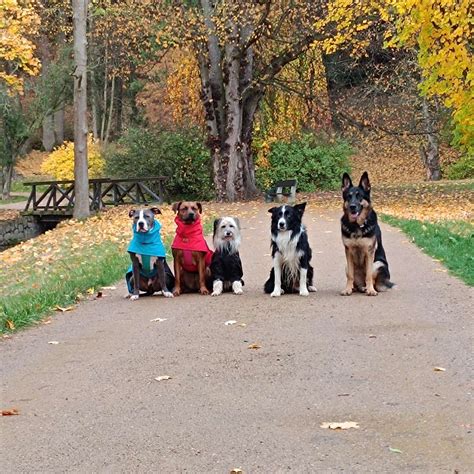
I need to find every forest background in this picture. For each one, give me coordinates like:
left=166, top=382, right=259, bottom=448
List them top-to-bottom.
left=0, top=0, right=472, bottom=204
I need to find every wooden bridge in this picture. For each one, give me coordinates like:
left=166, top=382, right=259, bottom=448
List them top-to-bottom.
left=22, top=177, right=167, bottom=222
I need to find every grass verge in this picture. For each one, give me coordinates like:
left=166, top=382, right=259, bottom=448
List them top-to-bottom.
left=382, top=215, right=474, bottom=286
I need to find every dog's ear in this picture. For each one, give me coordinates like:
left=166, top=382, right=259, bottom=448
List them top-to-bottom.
left=359, top=172, right=371, bottom=193
left=342, top=173, right=352, bottom=193
left=172, top=202, right=182, bottom=213
left=196, top=202, right=203, bottom=214
left=294, top=202, right=306, bottom=216
left=150, top=207, right=161, bottom=215
left=268, top=207, right=277, bottom=214
left=128, top=209, right=136, bottom=218
left=233, top=217, right=241, bottom=230
left=213, top=218, right=221, bottom=236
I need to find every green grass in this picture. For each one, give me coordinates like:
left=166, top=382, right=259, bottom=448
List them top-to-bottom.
left=382, top=215, right=474, bottom=286
left=0, top=218, right=213, bottom=333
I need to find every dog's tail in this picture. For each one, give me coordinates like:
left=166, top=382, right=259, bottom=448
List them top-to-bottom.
left=375, top=262, right=395, bottom=291
left=264, top=269, right=275, bottom=294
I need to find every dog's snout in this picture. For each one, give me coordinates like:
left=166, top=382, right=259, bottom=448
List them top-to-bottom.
left=349, top=204, right=357, bottom=212
left=138, top=221, right=145, bottom=228
left=278, top=221, right=285, bottom=228
left=225, top=231, right=233, bottom=237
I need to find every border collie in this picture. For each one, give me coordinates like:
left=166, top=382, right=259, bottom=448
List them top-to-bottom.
left=264, top=203, right=316, bottom=297
left=210, top=216, right=244, bottom=296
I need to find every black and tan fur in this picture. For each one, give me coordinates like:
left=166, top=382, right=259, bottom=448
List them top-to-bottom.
left=341, top=172, right=393, bottom=296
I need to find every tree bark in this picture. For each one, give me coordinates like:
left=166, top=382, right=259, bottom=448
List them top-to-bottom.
left=72, top=0, right=90, bottom=218
left=104, top=74, right=115, bottom=145
left=420, top=98, right=441, bottom=181
left=54, top=106, right=65, bottom=144
left=1, top=163, right=14, bottom=200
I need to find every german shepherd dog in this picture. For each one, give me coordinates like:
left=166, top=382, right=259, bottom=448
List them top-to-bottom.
left=341, top=172, right=393, bottom=296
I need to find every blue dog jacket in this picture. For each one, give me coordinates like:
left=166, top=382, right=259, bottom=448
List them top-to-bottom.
left=126, top=219, right=167, bottom=293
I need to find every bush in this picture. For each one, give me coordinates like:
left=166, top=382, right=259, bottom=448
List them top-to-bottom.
left=104, top=127, right=213, bottom=200
left=255, top=134, right=352, bottom=192
left=41, top=136, right=105, bottom=180
left=444, top=153, right=474, bottom=180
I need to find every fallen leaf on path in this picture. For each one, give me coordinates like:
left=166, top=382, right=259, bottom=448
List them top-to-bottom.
left=102, top=286, right=116, bottom=290
left=86, top=287, right=95, bottom=295
left=96, top=291, right=103, bottom=298
left=55, top=306, right=74, bottom=312
left=150, top=318, right=167, bottom=323
left=5, top=320, right=15, bottom=330
left=224, top=320, right=237, bottom=326
left=238, top=323, right=247, bottom=327
left=368, top=334, right=377, bottom=338
left=48, top=341, right=60, bottom=345
left=248, top=343, right=261, bottom=350
left=434, top=367, right=446, bottom=372
left=155, top=375, right=172, bottom=381
left=337, top=393, right=350, bottom=397
left=1, top=408, right=19, bottom=416
left=320, top=421, right=359, bottom=430
left=389, top=447, right=403, bottom=454
left=230, top=469, right=243, bottom=474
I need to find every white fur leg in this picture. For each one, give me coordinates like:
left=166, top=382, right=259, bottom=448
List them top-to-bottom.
left=271, top=254, right=282, bottom=297
left=299, top=267, right=309, bottom=296
left=211, top=280, right=223, bottom=297
left=232, top=281, right=243, bottom=295
left=308, top=285, right=317, bottom=292
left=163, top=291, right=174, bottom=298
left=130, top=294, right=139, bottom=301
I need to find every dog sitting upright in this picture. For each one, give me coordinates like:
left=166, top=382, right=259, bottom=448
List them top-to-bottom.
left=341, top=171, right=393, bottom=296
left=171, top=201, right=213, bottom=296
left=264, top=202, right=317, bottom=297
left=126, top=207, right=175, bottom=300
left=210, top=217, right=244, bottom=296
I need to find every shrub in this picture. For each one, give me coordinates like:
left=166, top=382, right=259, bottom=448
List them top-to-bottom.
left=104, top=127, right=213, bottom=200
left=255, top=134, right=352, bottom=192
left=41, top=136, right=105, bottom=180
left=444, top=153, right=474, bottom=180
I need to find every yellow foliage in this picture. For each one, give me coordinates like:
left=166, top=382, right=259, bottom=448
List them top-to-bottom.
left=0, top=0, right=41, bottom=93
left=383, top=0, right=473, bottom=153
left=41, top=137, right=105, bottom=180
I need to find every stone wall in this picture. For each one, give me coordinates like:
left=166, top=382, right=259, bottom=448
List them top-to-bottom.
left=0, top=216, right=42, bottom=249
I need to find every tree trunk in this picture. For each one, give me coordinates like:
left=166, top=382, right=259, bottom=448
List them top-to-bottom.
left=72, top=0, right=90, bottom=219
left=104, top=74, right=115, bottom=145
left=115, top=76, right=123, bottom=136
left=420, top=98, right=441, bottom=181
left=54, top=106, right=65, bottom=144
left=42, top=114, right=56, bottom=152
left=1, top=162, right=14, bottom=200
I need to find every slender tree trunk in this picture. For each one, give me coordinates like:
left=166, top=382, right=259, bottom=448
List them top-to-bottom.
left=72, top=0, right=90, bottom=218
left=100, top=45, right=108, bottom=142
left=104, top=74, right=115, bottom=145
left=115, top=76, right=123, bottom=136
left=420, top=98, right=441, bottom=181
left=42, top=114, right=55, bottom=152
left=1, top=162, right=14, bottom=200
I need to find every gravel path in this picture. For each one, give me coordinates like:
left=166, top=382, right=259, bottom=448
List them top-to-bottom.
left=1, top=205, right=472, bottom=473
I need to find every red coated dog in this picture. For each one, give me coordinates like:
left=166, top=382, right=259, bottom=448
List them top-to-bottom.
left=171, top=201, right=213, bottom=296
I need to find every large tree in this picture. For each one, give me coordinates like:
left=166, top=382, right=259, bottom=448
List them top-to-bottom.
left=160, top=0, right=373, bottom=201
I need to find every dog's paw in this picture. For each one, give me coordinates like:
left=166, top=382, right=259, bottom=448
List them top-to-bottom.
left=232, top=281, right=243, bottom=295
left=308, top=285, right=317, bottom=292
left=200, top=287, right=210, bottom=295
left=299, top=288, right=309, bottom=296
left=340, top=288, right=353, bottom=296
left=366, top=288, right=378, bottom=296
left=173, top=289, right=181, bottom=297
left=270, top=289, right=282, bottom=297
left=163, top=291, right=174, bottom=298
left=211, top=291, right=220, bottom=296
left=130, top=294, right=139, bottom=301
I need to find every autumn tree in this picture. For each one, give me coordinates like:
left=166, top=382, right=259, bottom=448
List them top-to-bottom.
left=158, top=0, right=375, bottom=201
left=383, top=0, right=473, bottom=157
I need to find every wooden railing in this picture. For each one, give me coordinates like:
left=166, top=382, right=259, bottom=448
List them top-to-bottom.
left=23, top=177, right=167, bottom=216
